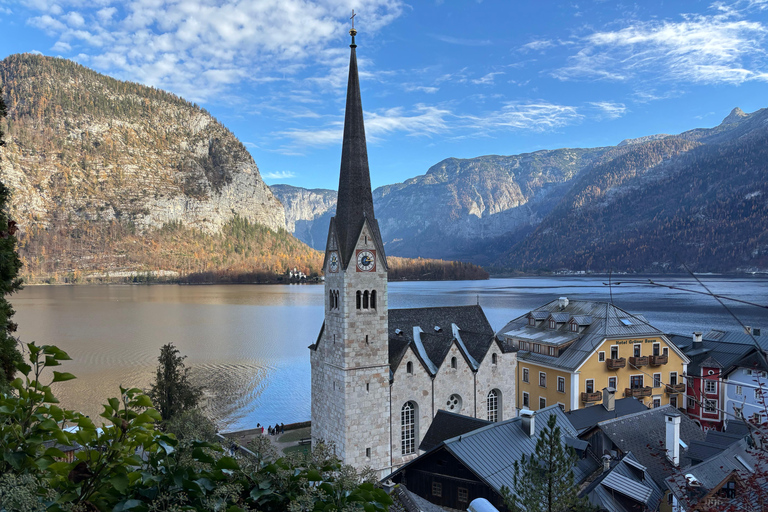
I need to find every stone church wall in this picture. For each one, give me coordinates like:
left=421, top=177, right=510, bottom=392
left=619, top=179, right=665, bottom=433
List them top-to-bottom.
left=433, top=343, right=478, bottom=418
left=475, top=343, right=517, bottom=422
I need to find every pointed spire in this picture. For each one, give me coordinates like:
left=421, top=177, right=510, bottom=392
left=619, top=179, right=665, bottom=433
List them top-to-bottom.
left=334, top=26, right=386, bottom=269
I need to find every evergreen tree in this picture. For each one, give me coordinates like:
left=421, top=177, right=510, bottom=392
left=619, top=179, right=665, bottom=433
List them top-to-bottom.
left=0, top=85, right=23, bottom=390
left=148, top=343, right=202, bottom=422
left=501, top=413, right=595, bottom=512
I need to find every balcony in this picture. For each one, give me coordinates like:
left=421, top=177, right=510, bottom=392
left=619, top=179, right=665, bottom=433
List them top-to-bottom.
left=649, top=355, right=668, bottom=366
left=629, top=356, right=649, bottom=367
left=606, top=358, right=626, bottom=370
left=665, top=383, right=686, bottom=394
left=625, top=386, right=653, bottom=398
left=581, top=392, right=602, bottom=403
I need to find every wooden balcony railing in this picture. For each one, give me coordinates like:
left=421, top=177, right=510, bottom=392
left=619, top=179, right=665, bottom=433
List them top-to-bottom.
left=649, top=355, right=668, bottom=366
left=629, top=356, right=649, bottom=367
left=606, top=358, right=626, bottom=370
left=665, top=383, right=686, bottom=394
left=625, top=386, right=653, bottom=398
left=581, top=392, right=602, bottom=403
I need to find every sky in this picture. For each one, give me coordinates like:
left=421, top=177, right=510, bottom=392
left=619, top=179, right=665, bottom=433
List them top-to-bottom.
left=1, top=0, right=767, bottom=190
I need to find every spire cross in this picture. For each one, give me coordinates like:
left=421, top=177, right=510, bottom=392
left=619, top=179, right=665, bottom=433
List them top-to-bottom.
left=350, top=9, right=356, bottom=29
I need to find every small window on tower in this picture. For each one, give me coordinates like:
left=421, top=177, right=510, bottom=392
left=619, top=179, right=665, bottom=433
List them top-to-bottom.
left=371, top=290, right=377, bottom=309
left=356, top=291, right=361, bottom=310
left=363, top=291, right=369, bottom=309
left=451, top=357, right=457, bottom=369
left=407, top=362, right=413, bottom=374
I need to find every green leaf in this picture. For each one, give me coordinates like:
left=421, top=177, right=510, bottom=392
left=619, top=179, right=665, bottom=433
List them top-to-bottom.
left=15, top=362, right=31, bottom=375
left=52, top=371, right=77, bottom=383
left=134, top=394, right=153, bottom=408
left=192, top=447, right=215, bottom=464
left=215, top=456, right=239, bottom=471
left=306, top=469, right=322, bottom=481
left=110, top=473, right=130, bottom=492
left=113, top=499, right=143, bottom=512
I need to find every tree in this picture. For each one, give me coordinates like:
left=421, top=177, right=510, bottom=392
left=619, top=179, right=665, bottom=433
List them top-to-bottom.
left=0, top=84, right=23, bottom=391
left=148, top=342, right=202, bottom=422
left=501, top=413, right=595, bottom=512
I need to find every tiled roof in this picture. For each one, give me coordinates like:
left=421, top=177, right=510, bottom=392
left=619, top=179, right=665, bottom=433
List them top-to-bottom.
left=498, top=299, right=670, bottom=372
left=388, top=305, right=497, bottom=376
left=566, top=397, right=648, bottom=433
left=596, top=405, right=706, bottom=487
left=419, top=410, right=491, bottom=452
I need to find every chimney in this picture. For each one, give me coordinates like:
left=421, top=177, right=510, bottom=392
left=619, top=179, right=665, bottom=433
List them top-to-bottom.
left=558, top=297, right=569, bottom=310
left=745, top=326, right=752, bottom=335
left=692, top=332, right=703, bottom=346
left=602, top=387, right=616, bottom=412
left=520, top=409, right=535, bottom=437
left=665, top=412, right=682, bottom=466
left=602, top=454, right=611, bottom=473
left=382, top=479, right=396, bottom=495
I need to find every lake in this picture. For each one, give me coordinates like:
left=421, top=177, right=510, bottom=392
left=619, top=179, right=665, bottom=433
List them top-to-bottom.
left=12, top=276, right=768, bottom=431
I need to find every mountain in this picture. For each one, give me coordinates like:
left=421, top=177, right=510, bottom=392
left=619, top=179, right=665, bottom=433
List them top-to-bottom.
left=0, top=54, right=321, bottom=281
left=503, top=107, right=768, bottom=272
left=270, top=184, right=336, bottom=250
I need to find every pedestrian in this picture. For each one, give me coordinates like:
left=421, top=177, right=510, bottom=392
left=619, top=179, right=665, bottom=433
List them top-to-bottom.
left=281, top=423, right=285, bottom=434
left=267, top=425, right=272, bottom=435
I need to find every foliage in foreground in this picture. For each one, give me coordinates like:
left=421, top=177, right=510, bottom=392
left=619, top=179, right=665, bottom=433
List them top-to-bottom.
left=0, top=342, right=392, bottom=511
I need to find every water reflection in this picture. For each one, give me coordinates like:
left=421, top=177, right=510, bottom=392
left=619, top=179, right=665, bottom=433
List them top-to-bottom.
left=12, top=276, right=768, bottom=431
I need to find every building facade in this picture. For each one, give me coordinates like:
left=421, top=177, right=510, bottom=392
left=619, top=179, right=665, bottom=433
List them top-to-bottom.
left=309, top=30, right=517, bottom=477
left=498, top=298, right=689, bottom=413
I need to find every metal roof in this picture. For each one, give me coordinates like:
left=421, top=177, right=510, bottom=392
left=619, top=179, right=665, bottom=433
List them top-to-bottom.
left=419, top=410, right=491, bottom=452
left=583, top=452, right=663, bottom=512
left=601, top=471, right=653, bottom=503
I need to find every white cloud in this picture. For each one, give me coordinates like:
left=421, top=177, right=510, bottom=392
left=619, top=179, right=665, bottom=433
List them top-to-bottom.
left=554, top=7, right=768, bottom=85
left=431, top=34, right=492, bottom=46
left=521, top=39, right=554, bottom=51
left=471, top=71, right=504, bottom=85
left=403, top=84, right=439, bottom=93
left=589, top=101, right=627, bottom=119
left=466, top=102, right=582, bottom=132
left=262, top=170, right=296, bottom=179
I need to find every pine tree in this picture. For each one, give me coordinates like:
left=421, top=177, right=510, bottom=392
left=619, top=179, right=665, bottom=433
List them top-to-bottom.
left=0, top=85, right=23, bottom=390
left=148, top=343, right=202, bottom=422
left=501, top=413, right=595, bottom=512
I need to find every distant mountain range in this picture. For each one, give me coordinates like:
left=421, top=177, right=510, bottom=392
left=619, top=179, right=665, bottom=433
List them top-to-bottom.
left=274, top=106, right=768, bottom=273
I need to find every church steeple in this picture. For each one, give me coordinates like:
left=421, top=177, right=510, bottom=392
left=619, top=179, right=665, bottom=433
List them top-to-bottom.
left=333, top=28, right=386, bottom=270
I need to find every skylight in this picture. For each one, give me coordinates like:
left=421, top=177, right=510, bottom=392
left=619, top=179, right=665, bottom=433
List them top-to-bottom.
left=620, top=318, right=633, bottom=326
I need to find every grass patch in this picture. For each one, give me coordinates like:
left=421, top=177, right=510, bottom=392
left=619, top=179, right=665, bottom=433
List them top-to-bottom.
left=277, top=427, right=311, bottom=444
left=283, top=444, right=310, bottom=457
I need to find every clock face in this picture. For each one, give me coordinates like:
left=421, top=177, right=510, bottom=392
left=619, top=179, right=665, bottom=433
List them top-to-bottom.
left=356, top=249, right=376, bottom=272
left=328, top=252, right=339, bottom=273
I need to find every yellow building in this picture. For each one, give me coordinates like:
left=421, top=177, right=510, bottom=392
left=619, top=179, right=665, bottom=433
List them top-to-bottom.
left=497, top=297, right=689, bottom=412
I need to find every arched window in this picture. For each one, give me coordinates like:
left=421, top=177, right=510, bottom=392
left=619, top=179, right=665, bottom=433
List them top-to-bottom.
left=329, top=290, right=334, bottom=308
left=334, top=290, right=339, bottom=309
left=363, top=290, right=369, bottom=309
left=370, top=290, right=377, bottom=309
left=356, top=291, right=361, bottom=310
left=492, top=353, right=498, bottom=365
left=451, top=357, right=457, bottom=369
left=407, top=361, right=413, bottom=374
left=488, top=389, right=501, bottom=422
left=401, top=402, right=417, bottom=455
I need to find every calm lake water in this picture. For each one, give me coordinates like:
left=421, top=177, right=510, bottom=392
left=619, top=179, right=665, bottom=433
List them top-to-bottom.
left=13, top=276, right=768, bottom=431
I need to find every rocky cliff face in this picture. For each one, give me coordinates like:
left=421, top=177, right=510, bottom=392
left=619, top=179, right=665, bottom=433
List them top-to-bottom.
left=0, top=54, right=285, bottom=237
left=270, top=185, right=336, bottom=248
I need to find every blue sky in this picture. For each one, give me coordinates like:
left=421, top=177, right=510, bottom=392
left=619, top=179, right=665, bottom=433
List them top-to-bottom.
left=1, top=1, right=767, bottom=190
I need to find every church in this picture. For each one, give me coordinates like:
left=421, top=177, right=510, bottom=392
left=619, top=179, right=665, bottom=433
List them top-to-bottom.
left=309, top=27, right=518, bottom=478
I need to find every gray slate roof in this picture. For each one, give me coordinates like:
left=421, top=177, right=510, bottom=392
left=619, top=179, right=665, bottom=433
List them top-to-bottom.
left=499, top=299, right=669, bottom=372
left=389, top=305, right=500, bottom=376
left=668, top=332, right=765, bottom=377
left=565, top=397, right=648, bottom=434
left=440, top=405, right=597, bottom=494
left=596, top=405, right=706, bottom=487
left=419, top=410, right=491, bottom=452
left=582, top=452, right=663, bottom=512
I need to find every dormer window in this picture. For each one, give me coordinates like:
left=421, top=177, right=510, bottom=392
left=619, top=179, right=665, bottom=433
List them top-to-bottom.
left=528, top=317, right=535, bottom=326
left=549, top=319, right=556, bottom=329
left=570, top=322, right=578, bottom=332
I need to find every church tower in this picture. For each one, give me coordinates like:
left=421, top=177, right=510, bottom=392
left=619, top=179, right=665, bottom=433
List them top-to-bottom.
left=310, top=26, right=391, bottom=475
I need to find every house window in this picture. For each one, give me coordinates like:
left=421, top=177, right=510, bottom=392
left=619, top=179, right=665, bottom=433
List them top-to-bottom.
left=528, top=317, right=535, bottom=326
left=549, top=319, right=555, bottom=329
left=570, top=322, right=578, bottom=332
left=653, top=343, right=660, bottom=356
left=534, top=344, right=541, bottom=354
left=633, top=344, right=641, bottom=357
left=549, top=346, right=557, bottom=356
left=610, top=346, right=619, bottom=359
left=663, top=347, right=669, bottom=357
left=598, top=352, right=605, bottom=362
left=492, top=353, right=498, bottom=365
left=451, top=357, right=457, bottom=369
left=406, top=361, right=413, bottom=374
left=522, top=368, right=529, bottom=383
left=539, top=372, right=547, bottom=388
left=670, top=372, right=678, bottom=386
left=653, top=373, right=662, bottom=388
left=630, top=375, right=644, bottom=389
left=557, top=377, right=565, bottom=393
left=608, top=377, right=617, bottom=389
left=585, top=379, right=594, bottom=393
left=705, top=380, right=717, bottom=394
left=736, top=385, right=743, bottom=395
left=755, top=388, right=763, bottom=400
left=487, top=389, right=500, bottom=422
left=523, top=392, right=530, bottom=408
left=670, top=395, right=678, bottom=408
left=688, top=396, right=696, bottom=409
left=539, top=397, right=546, bottom=409
left=653, top=397, right=661, bottom=408
left=704, top=399, right=716, bottom=413
left=401, top=402, right=417, bottom=455
left=753, top=413, right=762, bottom=423
left=719, top=481, right=736, bottom=499
left=432, top=482, right=442, bottom=497
left=458, top=487, right=468, bottom=503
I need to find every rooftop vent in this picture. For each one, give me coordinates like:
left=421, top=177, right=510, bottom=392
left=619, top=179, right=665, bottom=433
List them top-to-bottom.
left=558, top=297, right=569, bottom=310
left=434, top=326, right=442, bottom=333
left=745, top=326, right=752, bottom=335
left=754, top=328, right=761, bottom=336
left=395, top=329, right=403, bottom=336
left=693, top=332, right=703, bottom=345
left=520, top=409, right=535, bottom=437
left=685, top=474, right=701, bottom=487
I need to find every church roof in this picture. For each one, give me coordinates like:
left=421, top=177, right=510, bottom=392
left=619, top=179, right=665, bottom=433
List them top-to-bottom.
left=333, top=30, right=386, bottom=270
left=388, top=305, right=498, bottom=376
left=419, top=410, right=491, bottom=452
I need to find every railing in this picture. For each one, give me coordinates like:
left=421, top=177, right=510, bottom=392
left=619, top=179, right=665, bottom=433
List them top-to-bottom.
left=649, top=355, right=668, bottom=366
left=629, top=356, right=649, bottom=367
left=606, top=358, right=626, bottom=370
left=665, top=383, right=686, bottom=394
left=625, top=386, right=653, bottom=397
left=581, top=392, right=602, bottom=403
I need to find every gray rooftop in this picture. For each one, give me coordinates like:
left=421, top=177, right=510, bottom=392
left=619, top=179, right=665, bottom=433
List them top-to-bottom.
left=498, top=299, right=669, bottom=371
left=566, top=397, right=648, bottom=434
left=419, top=410, right=491, bottom=452
left=582, top=452, right=663, bottom=512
